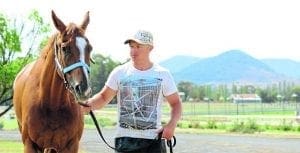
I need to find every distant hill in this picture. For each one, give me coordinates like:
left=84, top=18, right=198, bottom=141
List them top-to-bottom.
left=160, top=50, right=294, bottom=84
left=159, top=55, right=201, bottom=73
left=262, top=59, right=300, bottom=79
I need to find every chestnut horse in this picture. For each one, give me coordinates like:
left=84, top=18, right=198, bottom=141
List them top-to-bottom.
left=13, top=11, right=92, bottom=153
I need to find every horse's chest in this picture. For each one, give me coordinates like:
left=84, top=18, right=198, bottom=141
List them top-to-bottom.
left=28, top=106, right=83, bottom=143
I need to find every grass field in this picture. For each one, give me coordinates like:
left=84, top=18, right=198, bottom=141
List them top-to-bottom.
left=0, top=102, right=299, bottom=153
left=1, top=102, right=300, bottom=130
left=0, top=140, right=23, bottom=153
left=0, top=140, right=88, bottom=153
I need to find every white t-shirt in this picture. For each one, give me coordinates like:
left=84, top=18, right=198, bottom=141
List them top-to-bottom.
left=105, top=62, right=178, bottom=139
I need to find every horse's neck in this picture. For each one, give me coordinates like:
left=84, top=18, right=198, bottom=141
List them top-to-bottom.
left=38, top=48, right=73, bottom=109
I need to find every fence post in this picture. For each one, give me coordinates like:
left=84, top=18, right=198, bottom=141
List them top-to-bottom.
left=236, top=102, right=239, bottom=116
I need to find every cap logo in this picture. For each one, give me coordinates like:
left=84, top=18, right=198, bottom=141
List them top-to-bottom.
left=124, top=30, right=153, bottom=46
left=135, top=31, right=153, bottom=44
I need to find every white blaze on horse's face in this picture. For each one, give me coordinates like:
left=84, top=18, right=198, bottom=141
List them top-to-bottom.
left=75, top=36, right=91, bottom=99
left=76, top=37, right=89, bottom=79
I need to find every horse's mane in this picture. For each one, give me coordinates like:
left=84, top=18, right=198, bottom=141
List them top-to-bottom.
left=40, top=34, right=57, bottom=61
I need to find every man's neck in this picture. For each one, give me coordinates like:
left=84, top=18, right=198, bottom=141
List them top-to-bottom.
left=133, top=60, right=153, bottom=71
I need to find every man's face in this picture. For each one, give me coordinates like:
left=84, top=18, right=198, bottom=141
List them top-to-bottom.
left=129, top=41, right=152, bottom=61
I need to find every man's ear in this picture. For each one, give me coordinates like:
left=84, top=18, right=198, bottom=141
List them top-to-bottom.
left=149, top=45, right=154, bottom=50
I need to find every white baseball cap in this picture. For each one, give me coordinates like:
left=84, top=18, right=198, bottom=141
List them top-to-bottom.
left=124, top=30, right=153, bottom=46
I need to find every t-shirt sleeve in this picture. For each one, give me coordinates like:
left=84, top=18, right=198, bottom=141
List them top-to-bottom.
left=105, top=67, right=119, bottom=91
left=162, top=70, right=178, bottom=96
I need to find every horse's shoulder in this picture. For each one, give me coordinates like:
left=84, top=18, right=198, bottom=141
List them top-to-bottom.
left=13, top=61, right=37, bottom=89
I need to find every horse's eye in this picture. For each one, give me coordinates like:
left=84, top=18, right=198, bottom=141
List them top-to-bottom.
left=62, top=46, right=71, bottom=54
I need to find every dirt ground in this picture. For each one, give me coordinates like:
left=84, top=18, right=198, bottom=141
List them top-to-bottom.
left=1, top=129, right=300, bottom=153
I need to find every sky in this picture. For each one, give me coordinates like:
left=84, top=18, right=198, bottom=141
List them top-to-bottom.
left=1, top=0, right=300, bottom=63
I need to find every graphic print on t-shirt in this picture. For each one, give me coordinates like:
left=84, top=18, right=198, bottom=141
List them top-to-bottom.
left=119, top=76, right=162, bottom=130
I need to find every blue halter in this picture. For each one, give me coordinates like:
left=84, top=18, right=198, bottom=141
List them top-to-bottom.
left=54, top=39, right=90, bottom=88
left=62, top=60, right=90, bottom=74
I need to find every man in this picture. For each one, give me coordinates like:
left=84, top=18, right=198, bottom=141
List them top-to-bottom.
left=84, top=30, right=182, bottom=153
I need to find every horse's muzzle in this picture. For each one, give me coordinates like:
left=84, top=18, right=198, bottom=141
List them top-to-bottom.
left=73, top=82, right=92, bottom=102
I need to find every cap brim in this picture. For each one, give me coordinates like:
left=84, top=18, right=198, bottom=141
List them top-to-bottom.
left=124, top=38, right=153, bottom=46
left=124, top=38, right=142, bottom=44
left=124, top=39, right=133, bottom=44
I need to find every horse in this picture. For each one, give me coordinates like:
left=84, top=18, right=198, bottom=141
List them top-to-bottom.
left=13, top=10, right=93, bottom=153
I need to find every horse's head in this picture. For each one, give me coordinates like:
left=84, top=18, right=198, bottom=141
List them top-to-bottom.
left=52, top=10, right=92, bottom=102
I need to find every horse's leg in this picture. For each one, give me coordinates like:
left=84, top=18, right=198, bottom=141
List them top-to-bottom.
left=24, top=138, right=40, bottom=153
left=61, top=138, right=80, bottom=153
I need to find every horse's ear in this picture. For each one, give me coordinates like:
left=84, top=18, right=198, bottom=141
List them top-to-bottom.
left=51, top=10, right=66, bottom=33
left=80, top=11, right=90, bottom=31
left=90, top=57, right=95, bottom=64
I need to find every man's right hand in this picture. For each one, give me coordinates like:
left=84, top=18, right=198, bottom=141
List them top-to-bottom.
left=80, top=101, right=92, bottom=114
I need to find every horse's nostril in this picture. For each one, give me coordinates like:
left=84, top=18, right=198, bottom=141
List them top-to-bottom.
left=74, top=82, right=89, bottom=95
left=74, top=84, right=82, bottom=94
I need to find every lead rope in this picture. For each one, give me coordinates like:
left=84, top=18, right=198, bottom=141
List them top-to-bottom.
left=80, top=102, right=176, bottom=152
left=88, top=110, right=118, bottom=151
left=159, top=131, right=176, bottom=153
left=167, top=136, right=176, bottom=153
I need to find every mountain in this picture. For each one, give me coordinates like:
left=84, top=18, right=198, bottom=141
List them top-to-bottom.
left=160, top=50, right=291, bottom=84
left=160, top=55, right=201, bottom=73
left=262, top=59, right=300, bottom=79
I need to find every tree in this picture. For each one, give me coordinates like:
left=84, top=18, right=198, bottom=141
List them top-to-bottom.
left=0, top=10, right=50, bottom=115
left=0, top=13, right=21, bottom=104
left=89, top=54, right=122, bottom=104
left=90, top=54, right=121, bottom=94
left=177, top=81, right=193, bottom=101
left=231, top=83, right=238, bottom=94
left=215, top=84, right=229, bottom=102
left=190, top=85, right=206, bottom=101
left=257, top=85, right=277, bottom=103
left=292, top=86, right=300, bottom=102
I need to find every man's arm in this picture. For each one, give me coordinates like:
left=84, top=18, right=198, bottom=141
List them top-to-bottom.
left=82, top=85, right=117, bottom=112
left=162, top=92, right=182, bottom=140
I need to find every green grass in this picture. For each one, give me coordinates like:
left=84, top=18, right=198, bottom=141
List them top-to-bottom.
left=1, top=102, right=299, bottom=152
left=1, top=102, right=299, bottom=133
left=178, top=102, right=298, bottom=115
left=0, top=119, right=19, bottom=130
left=0, top=140, right=24, bottom=153
left=0, top=140, right=88, bottom=153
